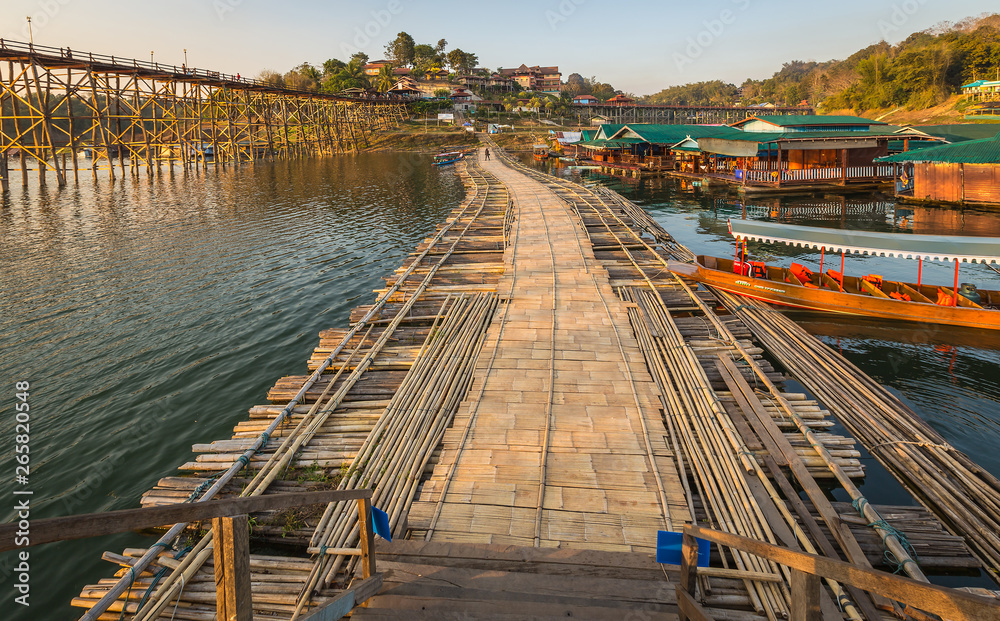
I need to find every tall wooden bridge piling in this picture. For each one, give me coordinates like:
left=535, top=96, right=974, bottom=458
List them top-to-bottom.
left=0, top=39, right=407, bottom=192
left=62, top=142, right=1000, bottom=620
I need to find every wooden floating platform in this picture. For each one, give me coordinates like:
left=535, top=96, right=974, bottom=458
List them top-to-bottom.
left=75, top=142, right=995, bottom=621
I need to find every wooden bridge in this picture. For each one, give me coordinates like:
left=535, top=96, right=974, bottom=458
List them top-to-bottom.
left=0, top=39, right=407, bottom=191
left=36, top=141, right=1000, bottom=620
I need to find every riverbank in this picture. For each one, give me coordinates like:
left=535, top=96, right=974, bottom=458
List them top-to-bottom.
left=364, top=118, right=573, bottom=153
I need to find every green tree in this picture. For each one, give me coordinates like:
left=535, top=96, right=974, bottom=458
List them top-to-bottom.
left=385, top=32, right=415, bottom=67
left=447, top=49, right=479, bottom=75
left=350, top=51, right=370, bottom=67
left=322, top=58, right=346, bottom=76
left=284, top=63, right=320, bottom=91
left=375, top=64, right=395, bottom=92
left=256, top=69, right=284, bottom=88
left=433, top=88, right=451, bottom=98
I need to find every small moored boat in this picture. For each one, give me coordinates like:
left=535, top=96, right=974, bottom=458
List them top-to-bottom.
left=432, top=151, right=465, bottom=166
left=674, top=219, right=1000, bottom=331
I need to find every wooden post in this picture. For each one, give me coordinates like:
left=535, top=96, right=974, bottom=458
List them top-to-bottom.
left=29, top=60, right=66, bottom=186
left=66, top=68, right=80, bottom=183
left=86, top=71, right=114, bottom=181
left=775, top=143, right=782, bottom=187
left=841, top=148, right=848, bottom=184
left=0, top=153, right=8, bottom=193
left=839, top=251, right=845, bottom=292
left=953, top=259, right=960, bottom=307
left=357, top=497, right=377, bottom=579
left=212, top=514, right=253, bottom=621
left=680, top=532, right=699, bottom=597
left=790, top=569, right=822, bottom=621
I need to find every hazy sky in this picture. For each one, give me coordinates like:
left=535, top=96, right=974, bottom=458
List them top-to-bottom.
left=3, top=0, right=997, bottom=95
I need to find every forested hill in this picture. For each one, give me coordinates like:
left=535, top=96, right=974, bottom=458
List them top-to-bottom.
left=643, top=13, right=1000, bottom=114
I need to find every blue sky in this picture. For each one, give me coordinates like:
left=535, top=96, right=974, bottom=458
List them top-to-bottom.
left=3, top=0, right=997, bottom=95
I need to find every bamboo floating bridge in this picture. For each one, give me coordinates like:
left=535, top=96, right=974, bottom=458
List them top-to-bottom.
left=0, top=39, right=407, bottom=192
left=60, top=140, right=1000, bottom=620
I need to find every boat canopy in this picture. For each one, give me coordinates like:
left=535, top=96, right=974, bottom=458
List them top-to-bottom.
left=728, top=219, right=1000, bottom=264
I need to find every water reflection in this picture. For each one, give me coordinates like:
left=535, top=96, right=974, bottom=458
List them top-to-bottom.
left=0, top=153, right=464, bottom=620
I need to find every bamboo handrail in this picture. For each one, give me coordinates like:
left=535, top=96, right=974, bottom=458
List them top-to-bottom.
left=0, top=489, right=370, bottom=552
left=679, top=524, right=1000, bottom=621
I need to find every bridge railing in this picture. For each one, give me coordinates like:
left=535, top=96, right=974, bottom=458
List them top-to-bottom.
left=0, top=38, right=408, bottom=101
left=742, top=164, right=895, bottom=184
left=0, top=489, right=381, bottom=621
left=677, top=524, right=1000, bottom=621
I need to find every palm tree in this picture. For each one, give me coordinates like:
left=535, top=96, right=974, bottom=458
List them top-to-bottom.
left=338, top=60, right=371, bottom=91
left=375, top=65, right=395, bottom=93
left=529, top=97, right=542, bottom=120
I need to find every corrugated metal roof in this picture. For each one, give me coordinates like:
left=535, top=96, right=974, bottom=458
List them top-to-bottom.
left=736, top=114, right=886, bottom=127
left=904, top=123, right=1000, bottom=143
left=593, top=124, right=626, bottom=140
left=611, top=124, right=743, bottom=144
left=703, top=128, right=899, bottom=143
left=877, top=133, right=1000, bottom=164
left=575, top=138, right=644, bottom=149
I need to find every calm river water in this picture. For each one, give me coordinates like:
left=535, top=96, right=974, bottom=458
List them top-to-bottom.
left=3, top=152, right=1000, bottom=618
left=0, top=153, right=464, bottom=619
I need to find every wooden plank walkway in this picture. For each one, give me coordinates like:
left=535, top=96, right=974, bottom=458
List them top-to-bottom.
left=72, top=146, right=993, bottom=621
left=409, top=149, right=690, bottom=552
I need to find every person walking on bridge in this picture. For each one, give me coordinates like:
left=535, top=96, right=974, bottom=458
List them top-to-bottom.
left=484, top=147, right=490, bottom=161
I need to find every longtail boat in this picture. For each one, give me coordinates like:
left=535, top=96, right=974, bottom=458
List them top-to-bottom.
left=432, top=151, right=466, bottom=166
left=673, top=219, right=1000, bottom=331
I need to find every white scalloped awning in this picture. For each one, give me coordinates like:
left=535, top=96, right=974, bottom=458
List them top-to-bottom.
left=728, top=219, right=1000, bottom=264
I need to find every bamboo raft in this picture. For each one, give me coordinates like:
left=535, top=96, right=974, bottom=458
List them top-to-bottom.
left=73, top=144, right=995, bottom=621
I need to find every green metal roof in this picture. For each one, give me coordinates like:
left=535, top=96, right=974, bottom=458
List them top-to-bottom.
left=736, top=114, right=886, bottom=127
left=905, top=123, right=1000, bottom=143
left=593, top=124, right=626, bottom=140
left=610, top=124, right=744, bottom=144
left=702, top=128, right=899, bottom=143
left=580, top=130, right=597, bottom=142
left=877, top=133, right=1000, bottom=164
left=576, top=137, right=644, bottom=149
left=887, top=139, right=939, bottom=152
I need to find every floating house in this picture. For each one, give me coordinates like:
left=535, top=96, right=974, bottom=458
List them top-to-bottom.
left=566, top=115, right=944, bottom=188
left=695, top=115, right=922, bottom=189
left=877, top=133, right=1000, bottom=205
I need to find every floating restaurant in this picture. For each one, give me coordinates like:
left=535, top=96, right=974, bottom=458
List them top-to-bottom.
left=572, top=116, right=950, bottom=190
left=878, top=132, right=1000, bottom=205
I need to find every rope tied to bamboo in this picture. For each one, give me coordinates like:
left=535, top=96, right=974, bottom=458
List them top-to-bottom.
left=186, top=474, right=221, bottom=502
left=851, top=497, right=869, bottom=516
left=868, top=518, right=920, bottom=574
left=135, top=544, right=193, bottom=614
left=118, top=566, right=137, bottom=621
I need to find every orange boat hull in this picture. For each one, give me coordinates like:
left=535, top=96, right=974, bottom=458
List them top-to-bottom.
left=676, top=257, right=1000, bottom=332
